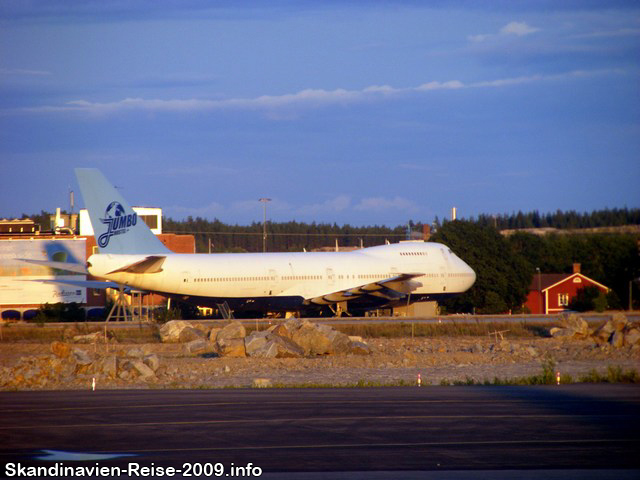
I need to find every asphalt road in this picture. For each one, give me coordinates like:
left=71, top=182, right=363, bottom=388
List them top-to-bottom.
left=1, top=385, right=639, bottom=478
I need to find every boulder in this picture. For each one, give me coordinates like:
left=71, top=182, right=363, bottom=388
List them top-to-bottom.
left=611, top=313, right=628, bottom=332
left=561, top=314, right=589, bottom=338
left=159, top=320, right=194, bottom=343
left=289, top=320, right=332, bottom=355
left=216, top=321, right=246, bottom=343
left=593, top=321, right=615, bottom=343
left=269, top=324, right=291, bottom=339
left=317, top=324, right=352, bottom=354
left=179, top=327, right=206, bottom=343
left=208, top=327, right=221, bottom=342
left=549, top=327, right=572, bottom=338
left=625, top=328, right=640, bottom=346
left=611, top=330, right=625, bottom=349
left=73, top=331, right=104, bottom=344
left=244, top=331, right=270, bottom=356
left=268, top=334, right=305, bottom=358
left=217, top=337, right=246, bottom=357
left=183, top=339, right=213, bottom=355
left=50, top=341, right=72, bottom=359
left=349, top=341, right=372, bottom=355
left=126, top=347, right=145, bottom=358
left=72, top=348, right=92, bottom=366
left=97, top=354, right=117, bottom=378
left=143, top=354, right=160, bottom=372
left=131, top=359, right=156, bottom=380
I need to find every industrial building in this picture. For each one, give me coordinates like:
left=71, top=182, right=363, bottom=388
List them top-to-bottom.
left=0, top=208, right=194, bottom=321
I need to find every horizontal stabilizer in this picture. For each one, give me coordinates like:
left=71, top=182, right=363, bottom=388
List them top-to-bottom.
left=106, top=255, right=166, bottom=275
left=17, top=259, right=88, bottom=275
left=34, top=279, right=123, bottom=290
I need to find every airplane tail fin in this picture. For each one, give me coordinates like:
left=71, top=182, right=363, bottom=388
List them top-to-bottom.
left=75, top=168, right=170, bottom=255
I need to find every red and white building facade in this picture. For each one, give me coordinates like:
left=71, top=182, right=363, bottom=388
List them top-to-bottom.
left=525, top=263, right=609, bottom=314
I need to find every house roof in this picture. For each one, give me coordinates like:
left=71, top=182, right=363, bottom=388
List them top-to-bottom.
left=529, top=273, right=609, bottom=292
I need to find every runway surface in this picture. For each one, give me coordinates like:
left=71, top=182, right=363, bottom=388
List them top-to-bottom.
left=1, top=385, right=639, bottom=478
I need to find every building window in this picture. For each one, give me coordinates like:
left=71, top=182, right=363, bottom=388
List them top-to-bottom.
left=558, top=293, right=569, bottom=306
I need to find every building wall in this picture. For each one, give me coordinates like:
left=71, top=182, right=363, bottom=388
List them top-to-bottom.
left=1, top=232, right=195, bottom=320
left=525, top=273, right=608, bottom=314
left=545, top=274, right=607, bottom=314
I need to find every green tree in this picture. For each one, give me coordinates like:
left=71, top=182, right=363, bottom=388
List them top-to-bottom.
left=431, top=221, right=531, bottom=314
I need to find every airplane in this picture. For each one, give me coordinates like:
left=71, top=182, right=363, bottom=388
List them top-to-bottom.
left=48, top=168, right=476, bottom=316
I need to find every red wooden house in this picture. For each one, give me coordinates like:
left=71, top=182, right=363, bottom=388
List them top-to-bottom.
left=525, top=263, right=609, bottom=314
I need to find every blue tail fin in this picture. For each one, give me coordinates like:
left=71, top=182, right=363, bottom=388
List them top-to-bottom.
left=75, top=168, right=170, bottom=255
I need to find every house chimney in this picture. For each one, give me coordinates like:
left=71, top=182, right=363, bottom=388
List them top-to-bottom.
left=573, top=263, right=581, bottom=274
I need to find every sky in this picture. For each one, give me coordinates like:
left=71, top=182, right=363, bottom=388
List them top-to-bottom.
left=1, top=0, right=639, bottom=227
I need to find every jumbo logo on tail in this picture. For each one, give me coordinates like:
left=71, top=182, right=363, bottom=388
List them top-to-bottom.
left=98, top=201, right=137, bottom=248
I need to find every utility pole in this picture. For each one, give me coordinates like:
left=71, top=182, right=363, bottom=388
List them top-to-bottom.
left=259, top=198, right=271, bottom=252
left=536, top=267, right=542, bottom=314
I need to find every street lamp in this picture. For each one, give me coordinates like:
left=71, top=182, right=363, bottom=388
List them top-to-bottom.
left=259, top=198, right=271, bottom=252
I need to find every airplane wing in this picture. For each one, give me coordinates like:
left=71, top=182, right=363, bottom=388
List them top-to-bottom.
left=106, top=255, right=166, bottom=274
left=16, top=259, right=88, bottom=274
left=304, top=273, right=424, bottom=306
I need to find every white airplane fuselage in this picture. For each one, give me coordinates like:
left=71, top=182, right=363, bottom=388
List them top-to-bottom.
left=87, top=241, right=475, bottom=312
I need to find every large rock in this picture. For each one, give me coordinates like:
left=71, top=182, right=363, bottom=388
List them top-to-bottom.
left=611, top=313, right=628, bottom=332
left=561, top=314, right=589, bottom=338
left=159, top=320, right=194, bottom=343
left=287, top=320, right=332, bottom=355
left=593, top=320, right=615, bottom=343
left=216, top=321, right=246, bottom=343
left=317, top=324, right=352, bottom=354
left=179, top=327, right=206, bottom=343
left=625, top=328, right=640, bottom=346
left=611, top=330, right=625, bottom=348
left=73, top=331, right=104, bottom=344
left=244, top=331, right=270, bottom=356
left=268, top=334, right=305, bottom=358
left=217, top=337, right=246, bottom=357
left=183, top=339, right=214, bottom=355
left=50, top=341, right=72, bottom=359
left=349, top=341, right=372, bottom=355
left=97, top=354, right=117, bottom=378
left=143, top=354, right=160, bottom=372
left=131, top=359, right=156, bottom=380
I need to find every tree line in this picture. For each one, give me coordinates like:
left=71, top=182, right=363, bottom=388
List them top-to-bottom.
left=471, top=207, right=640, bottom=230
left=432, top=221, right=639, bottom=313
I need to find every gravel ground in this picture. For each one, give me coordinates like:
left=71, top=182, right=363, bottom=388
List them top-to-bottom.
left=1, top=335, right=638, bottom=390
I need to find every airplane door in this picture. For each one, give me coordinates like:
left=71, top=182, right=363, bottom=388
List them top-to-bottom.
left=439, top=249, right=449, bottom=292
left=326, top=268, right=335, bottom=287
left=268, top=269, right=278, bottom=295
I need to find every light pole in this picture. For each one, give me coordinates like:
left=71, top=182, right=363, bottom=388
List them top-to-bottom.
left=259, top=198, right=271, bottom=252
left=536, top=267, right=542, bottom=314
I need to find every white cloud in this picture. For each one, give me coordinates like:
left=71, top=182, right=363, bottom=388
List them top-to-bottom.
left=469, top=21, right=539, bottom=43
left=500, top=22, right=540, bottom=37
left=9, top=69, right=620, bottom=117
left=294, top=195, right=352, bottom=217
left=354, top=196, right=417, bottom=212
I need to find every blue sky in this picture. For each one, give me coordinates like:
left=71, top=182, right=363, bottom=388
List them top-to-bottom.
left=1, top=1, right=639, bottom=227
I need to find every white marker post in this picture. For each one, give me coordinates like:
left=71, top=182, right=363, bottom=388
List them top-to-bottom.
left=556, top=371, right=560, bottom=385
left=417, top=373, right=422, bottom=387
left=92, top=377, right=96, bottom=391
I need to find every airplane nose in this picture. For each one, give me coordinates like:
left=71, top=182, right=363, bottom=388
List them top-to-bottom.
left=462, top=261, right=476, bottom=290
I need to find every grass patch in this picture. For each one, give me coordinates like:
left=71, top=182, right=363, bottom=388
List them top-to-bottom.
left=333, top=321, right=537, bottom=339
left=0, top=323, right=160, bottom=344
left=578, top=366, right=640, bottom=383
